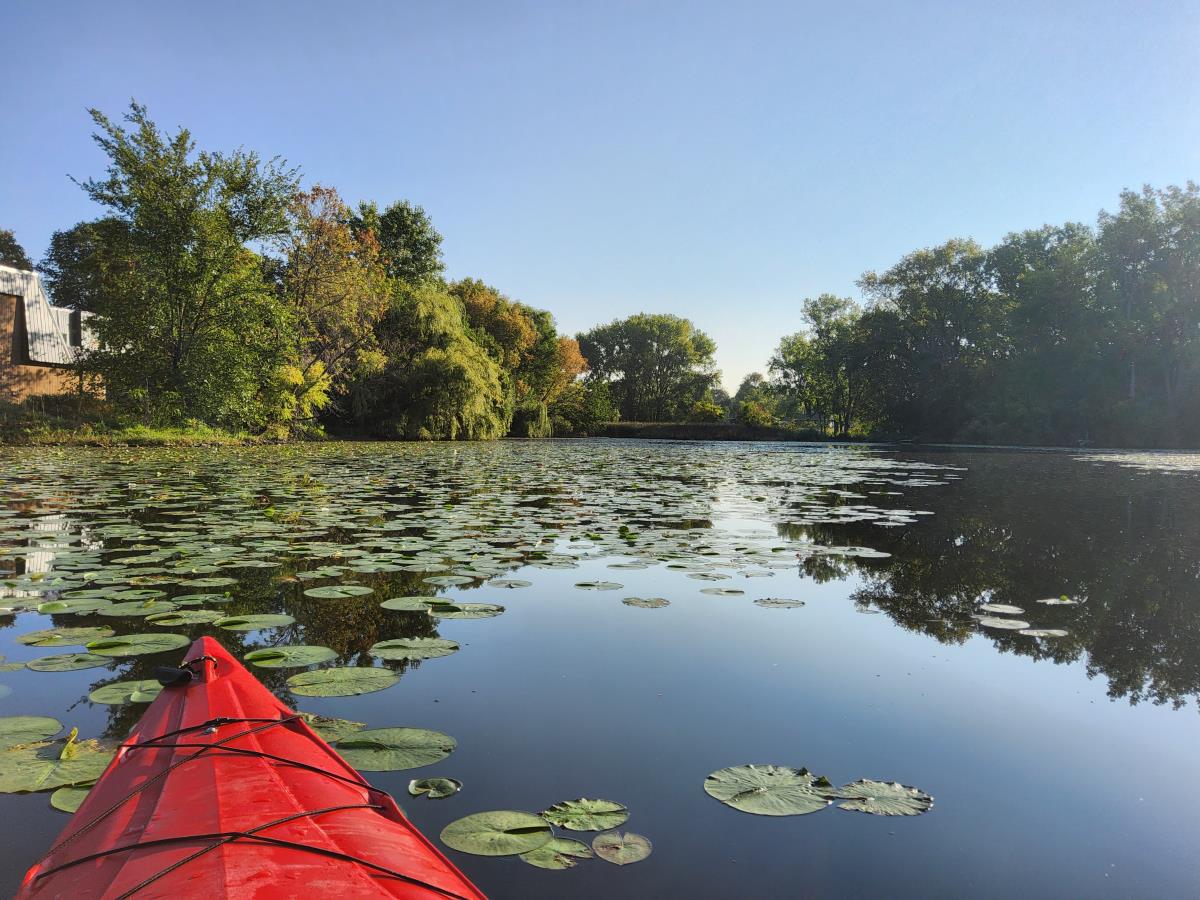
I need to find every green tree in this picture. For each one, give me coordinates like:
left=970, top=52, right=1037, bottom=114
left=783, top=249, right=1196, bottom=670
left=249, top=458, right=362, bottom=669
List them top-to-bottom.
left=63, top=102, right=299, bottom=427
left=352, top=200, right=443, bottom=284
left=39, top=218, right=134, bottom=311
left=0, top=228, right=32, bottom=270
left=577, top=313, right=718, bottom=421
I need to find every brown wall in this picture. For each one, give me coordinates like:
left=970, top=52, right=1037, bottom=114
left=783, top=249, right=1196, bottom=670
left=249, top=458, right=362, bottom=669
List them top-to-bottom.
left=0, top=293, right=91, bottom=402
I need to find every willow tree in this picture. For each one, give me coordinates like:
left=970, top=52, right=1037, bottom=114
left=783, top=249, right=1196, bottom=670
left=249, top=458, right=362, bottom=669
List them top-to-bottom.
left=349, top=283, right=508, bottom=440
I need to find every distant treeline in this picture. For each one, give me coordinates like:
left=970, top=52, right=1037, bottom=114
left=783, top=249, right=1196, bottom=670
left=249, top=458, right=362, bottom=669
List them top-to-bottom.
left=2, top=101, right=1196, bottom=447
left=736, top=185, right=1200, bottom=448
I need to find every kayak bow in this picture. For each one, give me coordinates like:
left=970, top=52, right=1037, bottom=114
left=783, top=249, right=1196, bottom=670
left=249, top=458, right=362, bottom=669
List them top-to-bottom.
left=19, top=637, right=486, bottom=899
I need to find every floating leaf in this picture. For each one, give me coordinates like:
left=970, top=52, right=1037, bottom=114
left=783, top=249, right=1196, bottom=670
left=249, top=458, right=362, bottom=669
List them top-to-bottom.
left=179, top=577, right=237, bottom=587
left=489, top=579, right=531, bottom=589
left=574, top=581, right=623, bottom=591
left=302, top=584, right=375, bottom=599
left=701, top=588, right=745, bottom=596
left=380, top=596, right=438, bottom=612
left=1037, top=596, right=1081, bottom=606
left=622, top=597, right=670, bottom=609
left=37, top=598, right=111, bottom=615
left=754, top=598, right=805, bottom=609
left=98, top=600, right=178, bottom=618
left=429, top=603, right=504, bottom=620
left=978, top=603, right=1025, bottom=615
left=145, top=609, right=224, bottom=626
left=214, top=614, right=296, bottom=632
left=976, top=616, right=1030, bottom=630
left=17, top=627, right=114, bottom=647
left=1019, top=628, right=1070, bottom=638
left=87, top=633, right=190, bottom=657
left=369, top=638, right=459, bottom=661
left=244, top=645, right=337, bottom=668
left=27, top=652, right=109, bottom=672
left=286, top=667, right=399, bottom=697
left=89, top=680, right=163, bottom=705
left=297, top=712, right=365, bottom=743
left=0, top=716, right=63, bottom=749
left=335, top=727, right=456, bottom=770
left=0, top=731, right=114, bottom=793
left=703, top=764, right=835, bottom=816
left=408, top=777, right=462, bottom=799
left=836, top=779, right=933, bottom=816
left=50, top=782, right=92, bottom=813
left=542, top=798, right=629, bottom=831
left=440, top=810, right=553, bottom=856
left=592, top=831, right=652, bottom=865
left=520, top=837, right=593, bottom=869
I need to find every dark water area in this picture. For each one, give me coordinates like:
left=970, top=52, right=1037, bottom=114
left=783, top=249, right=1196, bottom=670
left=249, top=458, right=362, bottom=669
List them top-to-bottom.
left=0, top=440, right=1197, bottom=898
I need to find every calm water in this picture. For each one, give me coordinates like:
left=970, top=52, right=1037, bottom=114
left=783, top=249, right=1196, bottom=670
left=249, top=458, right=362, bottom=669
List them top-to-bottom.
left=0, top=440, right=1198, bottom=898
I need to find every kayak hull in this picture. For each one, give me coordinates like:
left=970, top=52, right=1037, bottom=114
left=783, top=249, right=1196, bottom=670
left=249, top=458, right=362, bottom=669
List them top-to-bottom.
left=19, top=637, right=485, bottom=899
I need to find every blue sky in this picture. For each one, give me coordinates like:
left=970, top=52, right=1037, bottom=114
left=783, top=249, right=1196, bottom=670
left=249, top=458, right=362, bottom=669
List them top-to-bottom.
left=2, top=0, right=1197, bottom=390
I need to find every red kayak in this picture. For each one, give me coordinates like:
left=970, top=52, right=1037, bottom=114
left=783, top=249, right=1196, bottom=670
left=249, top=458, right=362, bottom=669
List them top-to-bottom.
left=19, top=637, right=486, bottom=899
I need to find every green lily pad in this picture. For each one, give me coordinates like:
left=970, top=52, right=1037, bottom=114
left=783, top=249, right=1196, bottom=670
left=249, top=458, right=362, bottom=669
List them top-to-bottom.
left=179, top=577, right=237, bottom=587
left=488, top=579, right=531, bottom=589
left=574, top=581, right=623, bottom=591
left=302, top=584, right=375, bottom=599
left=700, top=588, right=744, bottom=596
left=380, top=596, right=439, bottom=612
left=622, top=597, right=669, bottom=609
left=37, top=598, right=111, bottom=615
left=754, top=598, right=805, bottom=609
left=98, top=600, right=178, bottom=618
left=429, top=603, right=504, bottom=620
left=979, top=603, right=1025, bottom=615
left=145, top=609, right=224, bottom=626
left=214, top=614, right=296, bottom=632
left=977, top=616, right=1030, bottom=630
left=16, top=627, right=114, bottom=647
left=1020, top=628, right=1070, bottom=638
left=86, top=633, right=191, bottom=657
left=369, top=638, right=459, bottom=661
left=244, top=645, right=337, bottom=668
left=27, top=653, right=110, bottom=672
left=286, top=667, right=399, bottom=697
left=89, top=680, right=163, bottom=704
left=297, top=713, right=366, bottom=743
left=0, top=716, right=63, bottom=749
left=335, top=727, right=456, bottom=771
left=0, top=729, right=114, bottom=793
left=703, top=764, right=835, bottom=816
left=408, top=777, right=462, bottom=799
left=836, top=779, right=934, bottom=816
left=50, top=782, right=93, bottom=813
left=542, top=798, right=629, bottom=831
left=440, top=810, right=553, bottom=856
left=592, top=831, right=652, bottom=865
left=520, top=837, right=594, bottom=869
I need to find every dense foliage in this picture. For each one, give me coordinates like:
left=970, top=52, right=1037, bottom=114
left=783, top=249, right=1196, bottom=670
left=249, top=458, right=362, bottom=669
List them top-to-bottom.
left=34, top=103, right=590, bottom=439
left=767, top=187, right=1200, bottom=447
left=0, top=229, right=32, bottom=270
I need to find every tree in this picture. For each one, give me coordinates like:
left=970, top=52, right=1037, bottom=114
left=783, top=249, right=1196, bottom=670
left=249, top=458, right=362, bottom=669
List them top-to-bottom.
left=63, top=102, right=299, bottom=427
left=275, top=186, right=390, bottom=423
left=352, top=200, right=443, bottom=284
left=39, top=218, right=134, bottom=311
left=0, top=228, right=32, bottom=270
left=347, top=282, right=508, bottom=440
left=577, top=313, right=718, bottom=421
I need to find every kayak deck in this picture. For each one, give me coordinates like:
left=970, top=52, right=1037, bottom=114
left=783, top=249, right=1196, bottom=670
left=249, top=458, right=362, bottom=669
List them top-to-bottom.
left=20, top=637, right=485, bottom=899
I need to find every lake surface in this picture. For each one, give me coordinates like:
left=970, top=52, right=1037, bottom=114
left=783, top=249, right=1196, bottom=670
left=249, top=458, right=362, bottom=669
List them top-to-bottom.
left=1, top=439, right=1198, bottom=898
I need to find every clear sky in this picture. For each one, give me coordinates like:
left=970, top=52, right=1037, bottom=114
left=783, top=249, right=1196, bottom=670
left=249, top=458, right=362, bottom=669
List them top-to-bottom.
left=2, top=0, right=1197, bottom=390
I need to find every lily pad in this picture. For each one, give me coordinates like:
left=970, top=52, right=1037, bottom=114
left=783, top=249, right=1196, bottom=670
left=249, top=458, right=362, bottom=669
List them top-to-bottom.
left=488, top=579, right=531, bottom=589
left=574, top=581, right=623, bottom=591
left=302, top=584, right=375, bottom=599
left=700, top=588, right=745, bottom=596
left=380, top=596, right=438, bottom=612
left=1037, top=596, right=1081, bottom=606
left=622, top=597, right=670, bottom=609
left=37, top=598, right=111, bottom=615
left=754, top=598, right=806, bottom=608
left=98, top=600, right=178, bottom=618
left=429, top=603, right=504, bottom=620
left=978, top=603, right=1025, bottom=615
left=144, top=609, right=224, bottom=626
left=214, top=614, right=296, bottom=632
left=976, top=616, right=1030, bottom=630
left=17, top=627, right=114, bottom=648
left=1019, top=628, right=1070, bottom=638
left=87, top=633, right=190, bottom=657
left=369, top=638, right=459, bottom=661
left=244, top=645, right=337, bottom=668
left=27, top=653, right=109, bottom=672
left=286, top=667, right=399, bottom=697
left=89, top=680, right=163, bottom=704
left=297, top=712, right=366, bottom=742
left=0, top=716, right=63, bottom=749
left=335, top=727, right=456, bottom=771
left=0, top=730, right=114, bottom=793
left=703, top=764, right=835, bottom=816
left=408, top=777, right=462, bottom=799
left=836, top=779, right=933, bottom=816
left=50, top=782, right=92, bottom=813
left=542, top=798, right=629, bottom=831
left=440, top=810, right=553, bottom=856
left=592, top=831, right=652, bottom=865
left=520, top=837, right=594, bottom=869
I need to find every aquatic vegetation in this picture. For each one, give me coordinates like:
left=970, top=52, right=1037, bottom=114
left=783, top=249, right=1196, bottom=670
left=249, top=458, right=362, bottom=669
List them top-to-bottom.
left=703, top=765, right=836, bottom=816
left=541, top=798, right=629, bottom=831
left=440, top=810, right=553, bottom=856
left=592, top=831, right=652, bottom=865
